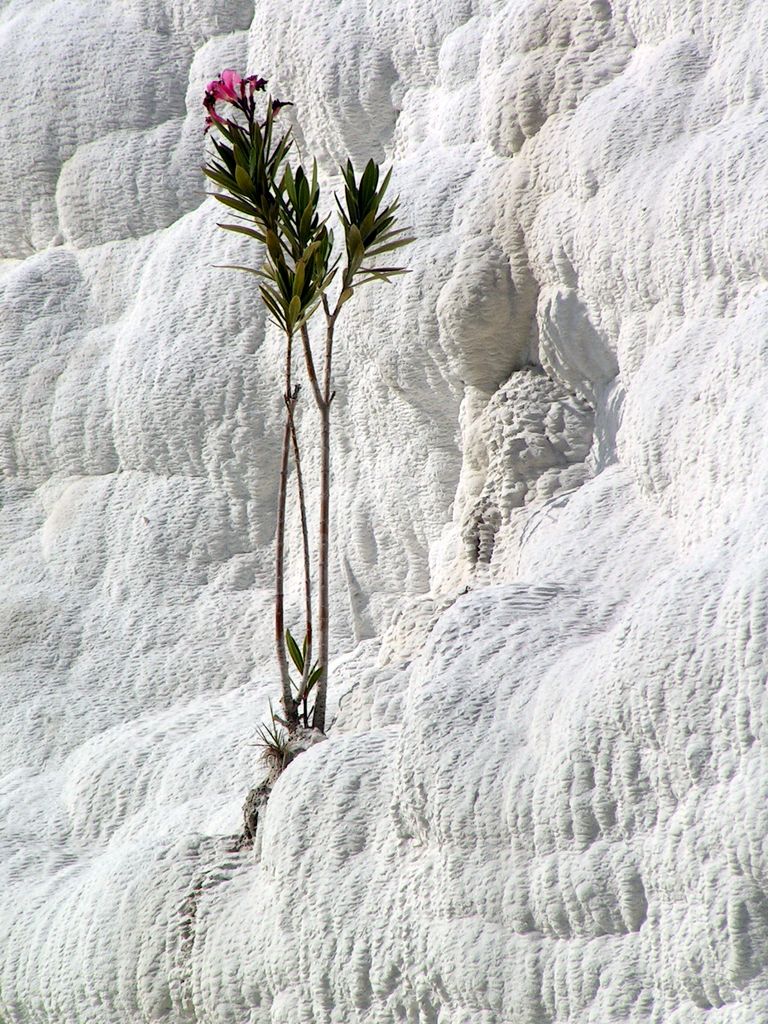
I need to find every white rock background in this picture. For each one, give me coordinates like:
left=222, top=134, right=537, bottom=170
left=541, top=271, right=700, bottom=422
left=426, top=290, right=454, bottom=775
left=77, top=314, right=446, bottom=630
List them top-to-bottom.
left=2, top=0, right=767, bottom=1020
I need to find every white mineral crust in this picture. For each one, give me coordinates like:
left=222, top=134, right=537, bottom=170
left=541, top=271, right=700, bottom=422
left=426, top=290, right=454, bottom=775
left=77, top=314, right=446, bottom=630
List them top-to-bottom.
left=2, top=0, right=767, bottom=1020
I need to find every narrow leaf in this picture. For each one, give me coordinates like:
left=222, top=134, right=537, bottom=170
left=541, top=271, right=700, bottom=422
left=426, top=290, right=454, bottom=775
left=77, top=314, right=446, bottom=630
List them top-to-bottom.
left=360, top=159, right=378, bottom=204
left=235, top=164, right=254, bottom=193
left=202, top=167, right=235, bottom=190
left=211, top=193, right=258, bottom=216
left=218, top=223, right=267, bottom=243
left=265, top=229, right=282, bottom=261
left=364, top=237, right=416, bottom=258
left=293, top=259, right=306, bottom=297
left=213, top=263, right=261, bottom=275
left=260, top=287, right=287, bottom=328
left=286, top=629, right=305, bottom=673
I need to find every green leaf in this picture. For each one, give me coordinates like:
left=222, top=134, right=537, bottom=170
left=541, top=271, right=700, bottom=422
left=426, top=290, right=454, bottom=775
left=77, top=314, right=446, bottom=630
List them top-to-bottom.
left=263, top=99, right=274, bottom=155
left=211, top=120, right=234, bottom=145
left=249, top=132, right=265, bottom=180
left=267, top=132, right=293, bottom=178
left=233, top=138, right=249, bottom=172
left=212, top=139, right=236, bottom=174
left=360, top=158, right=378, bottom=205
left=341, top=159, right=355, bottom=189
left=235, top=164, right=254, bottom=193
left=282, top=164, right=297, bottom=207
left=294, top=164, right=307, bottom=199
left=377, top=165, right=393, bottom=199
left=202, top=166, right=236, bottom=191
left=211, top=193, right=258, bottom=216
left=299, top=202, right=315, bottom=244
left=359, top=207, right=379, bottom=240
left=368, top=212, right=397, bottom=239
left=218, top=223, right=267, bottom=243
left=347, top=224, right=365, bottom=274
left=265, top=229, right=282, bottom=261
left=364, top=236, right=415, bottom=258
left=274, top=259, right=294, bottom=300
left=293, top=259, right=306, bottom=297
left=213, top=263, right=261, bottom=275
left=360, top=265, right=409, bottom=274
left=318, top=267, right=338, bottom=292
left=353, top=268, right=410, bottom=288
left=259, top=285, right=288, bottom=328
left=288, top=295, right=301, bottom=326
left=294, top=296, right=323, bottom=329
left=286, top=628, right=304, bottom=673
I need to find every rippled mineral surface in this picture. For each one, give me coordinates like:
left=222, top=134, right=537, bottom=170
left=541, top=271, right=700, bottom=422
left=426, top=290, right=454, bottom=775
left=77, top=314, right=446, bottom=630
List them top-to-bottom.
left=2, top=0, right=768, bottom=1021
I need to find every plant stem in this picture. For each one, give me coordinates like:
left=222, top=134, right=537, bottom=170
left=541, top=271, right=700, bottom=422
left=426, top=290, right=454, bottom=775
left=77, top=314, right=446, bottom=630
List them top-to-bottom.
left=311, top=303, right=337, bottom=733
left=299, top=323, right=323, bottom=407
left=276, top=334, right=298, bottom=730
left=286, top=388, right=313, bottom=723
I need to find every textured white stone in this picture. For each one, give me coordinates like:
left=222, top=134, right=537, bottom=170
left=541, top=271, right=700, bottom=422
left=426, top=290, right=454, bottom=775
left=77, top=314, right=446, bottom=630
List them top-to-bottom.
left=2, top=0, right=768, bottom=1021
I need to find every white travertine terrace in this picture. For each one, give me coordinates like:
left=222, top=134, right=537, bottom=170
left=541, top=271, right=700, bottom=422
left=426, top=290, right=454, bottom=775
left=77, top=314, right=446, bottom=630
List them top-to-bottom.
left=2, top=0, right=768, bottom=1020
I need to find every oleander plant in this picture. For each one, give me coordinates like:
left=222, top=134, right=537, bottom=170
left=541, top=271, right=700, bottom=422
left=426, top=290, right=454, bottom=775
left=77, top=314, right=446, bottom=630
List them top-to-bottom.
left=202, top=70, right=412, bottom=765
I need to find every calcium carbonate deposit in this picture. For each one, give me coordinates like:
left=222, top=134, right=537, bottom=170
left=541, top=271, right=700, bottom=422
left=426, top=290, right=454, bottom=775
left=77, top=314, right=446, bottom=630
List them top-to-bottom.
left=2, top=0, right=768, bottom=1021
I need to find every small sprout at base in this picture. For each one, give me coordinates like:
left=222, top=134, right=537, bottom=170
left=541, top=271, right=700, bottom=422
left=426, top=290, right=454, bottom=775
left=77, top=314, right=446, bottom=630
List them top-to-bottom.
left=256, top=701, right=291, bottom=773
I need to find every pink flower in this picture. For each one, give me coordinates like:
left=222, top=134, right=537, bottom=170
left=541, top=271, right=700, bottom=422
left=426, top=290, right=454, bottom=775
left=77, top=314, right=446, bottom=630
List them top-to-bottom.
left=217, top=68, right=243, bottom=102
left=202, top=69, right=270, bottom=131
left=203, top=69, right=239, bottom=103
left=205, top=69, right=267, bottom=105
left=244, top=74, right=268, bottom=96
left=203, top=91, right=227, bottom=133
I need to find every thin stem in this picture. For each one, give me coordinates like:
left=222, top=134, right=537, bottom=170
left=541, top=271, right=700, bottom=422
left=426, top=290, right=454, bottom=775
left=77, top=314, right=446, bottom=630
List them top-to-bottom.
left=311, top=303, right=337, bottom=733
left=324, top=306, right=337, bottom=396
left=299, top=323, right=324, bottom=408
left=276, top=333, right=299, bottom=730
left=286, top=388, right=313, bottom=711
